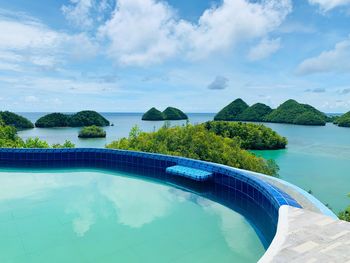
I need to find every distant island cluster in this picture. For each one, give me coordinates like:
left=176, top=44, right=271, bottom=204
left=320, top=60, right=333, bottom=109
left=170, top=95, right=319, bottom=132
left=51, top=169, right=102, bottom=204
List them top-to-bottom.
left=0, top=98, right=349, bottom=140
left=141, top=99, right=349, bottom=127
left=214, top=99, right=334, bottom=126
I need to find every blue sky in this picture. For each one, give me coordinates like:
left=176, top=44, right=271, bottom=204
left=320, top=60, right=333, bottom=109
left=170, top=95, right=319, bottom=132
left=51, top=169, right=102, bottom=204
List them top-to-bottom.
left=0, top=0, right=350, bottom=113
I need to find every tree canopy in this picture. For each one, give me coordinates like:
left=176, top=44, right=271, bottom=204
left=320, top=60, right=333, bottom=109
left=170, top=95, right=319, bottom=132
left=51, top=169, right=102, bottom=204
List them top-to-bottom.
left=214, top=98, right=249, bottom=121
left=264, top=99, right=326, bottom=126
left=238, top=103, right=273, bottom=121
left=142, top=107, right=164, bottom=120
left=163, top=107, right=188, bottom=120
left=0, top=111, right=34, bottom=129
left=35, top=111, right=110, bottom=128
left=334, top=112, right=350, bottom=127
left=0, top=120, right=74, bottom=148
left=203, top=121, right=287, bottom=150
left=106, top=124, right=280, bottom=176
left=78, top=126, right=106, bottom=138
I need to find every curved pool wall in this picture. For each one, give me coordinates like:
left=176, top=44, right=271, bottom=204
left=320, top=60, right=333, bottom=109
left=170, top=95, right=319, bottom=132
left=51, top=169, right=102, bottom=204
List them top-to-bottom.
left=0, top=148, right=302, bottom=248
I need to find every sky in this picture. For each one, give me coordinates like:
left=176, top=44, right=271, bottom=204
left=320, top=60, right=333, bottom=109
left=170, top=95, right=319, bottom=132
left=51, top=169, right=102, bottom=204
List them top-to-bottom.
left=0, top=0, right=350, bottom=113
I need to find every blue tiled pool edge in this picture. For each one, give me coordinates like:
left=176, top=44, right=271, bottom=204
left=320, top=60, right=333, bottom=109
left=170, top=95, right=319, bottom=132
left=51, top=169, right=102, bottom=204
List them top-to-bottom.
left=0, top=148, right=305, bottom=250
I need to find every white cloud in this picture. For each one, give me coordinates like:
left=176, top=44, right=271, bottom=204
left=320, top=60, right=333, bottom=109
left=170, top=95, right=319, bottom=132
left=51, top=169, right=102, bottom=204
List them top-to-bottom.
left=62, top=0, right=94, bottom=29
left=62, top=0, right=114, bottom=29
left=98, top=0, right=292, bottom=65
left=98, top=0, right=179, bottom=66
left=309, top=0, right=350, bottom=11
left=0, top=11, right=98, bottom=72
left=296, top=37, right=350, bottom=75
left=247, top=38, right=281, bottom=61
left=24, top=95, right=39, bottom=103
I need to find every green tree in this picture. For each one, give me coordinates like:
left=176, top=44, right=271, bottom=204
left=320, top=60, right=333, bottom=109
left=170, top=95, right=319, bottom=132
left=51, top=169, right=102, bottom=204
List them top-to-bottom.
left=203, top=121, right=287, bottom=150
left=107, top=124, right=280, bottom=176
left=78, top=126, right=106, bottom=138
left=339, top=194, right=350, bottom=222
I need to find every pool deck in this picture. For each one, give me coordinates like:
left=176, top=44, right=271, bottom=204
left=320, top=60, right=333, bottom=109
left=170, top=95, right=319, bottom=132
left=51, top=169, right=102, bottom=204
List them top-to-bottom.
left=259, top=206, right=350, bottom=262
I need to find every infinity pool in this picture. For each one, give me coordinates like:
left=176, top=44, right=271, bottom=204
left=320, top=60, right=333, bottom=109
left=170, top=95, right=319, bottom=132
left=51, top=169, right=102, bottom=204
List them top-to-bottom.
left=0, top=168, right=265, bottom=263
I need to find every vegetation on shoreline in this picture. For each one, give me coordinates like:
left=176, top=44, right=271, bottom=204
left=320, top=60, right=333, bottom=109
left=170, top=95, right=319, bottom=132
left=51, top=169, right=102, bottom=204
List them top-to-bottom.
left=214, top=98, right=327, bottom=126
left=265, top=99, right=326, bottom=126
left=238, top=103, right=273, bottom=122
left=142, top=107, right=188, bottom=121
left=142, top=107, right=164, bottom=121
left=163, top=107, right=188, bottom=120
left=0, top=111, right=34, bottom=129
left=35, top=111, right=110, bottom=128
left=334, top=112, right=350, bottom=127
left=0, top=119, right=74, bottom=148
left=203, top=121, right=287, bottom=150
left=106, top=124, right=280, bottom=176
left=78, top=126, right=106, bottom=138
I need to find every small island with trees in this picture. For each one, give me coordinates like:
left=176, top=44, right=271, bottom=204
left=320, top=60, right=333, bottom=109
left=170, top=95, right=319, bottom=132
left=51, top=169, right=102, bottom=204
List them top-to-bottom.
left=214, top=98, right=328, bottom=126
left=142, top=107, right=188, bottom=121
left=0, top=111, right=34, bottom=129
left=35, top=111, right=110, bottom=128
left=334, top=112, right=350, bottom=127
left=78, top=126, right=106, bottom=138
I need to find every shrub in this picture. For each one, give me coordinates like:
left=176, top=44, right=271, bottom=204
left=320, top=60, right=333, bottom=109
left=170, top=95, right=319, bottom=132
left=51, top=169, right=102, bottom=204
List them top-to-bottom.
left=203, top=121, right=287, bottom=150
left=106, top=124, right=280, bottom=176
left=78, top=126, right=106, bottom=138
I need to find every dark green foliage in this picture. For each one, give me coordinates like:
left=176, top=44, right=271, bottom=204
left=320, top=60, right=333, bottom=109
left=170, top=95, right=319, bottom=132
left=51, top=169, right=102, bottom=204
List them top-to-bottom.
left=214, top=98, right=249, bottom=121
left=264, top=99, right=326, bottom=126
left=238, top=103, right=272, bottom=121
left=142, top=107, right=164, bottom=120
left=163, top=107, right=188, bottom=120
left=0, top=111, right=34, bottom=129
left=35, top=111, right=110, bottom=128
left=69, top=111, right=110, bottom=127
left=293, top=112, right=326, bottom=126
left=334, top=112, right=350, bottom=127
left=35, top=113, right=70, bottom=128
left=0, top=120, right=75, bottom=148
left=203, top=121, right=287, bottom=150
left=106, top=124, right=280, bottom=176
left=78, top=126, right=106, bottom=138
left=52, top=140, right=75, bottom=148
left=339, top=194, right=350, bottom=222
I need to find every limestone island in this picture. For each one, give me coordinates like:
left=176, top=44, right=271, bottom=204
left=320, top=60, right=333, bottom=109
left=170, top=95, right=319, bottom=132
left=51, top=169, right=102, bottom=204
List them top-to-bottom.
left=215, top=98, right=327, bottom=126
left=142, top=107, right=188, bottom=121
left=0, top=111, right=34, bottom=129
left=35, top=111, right=110, bottom=128
left=334, top=112, right=350, bottom=127
left=78, top=126, right=106, bottom=138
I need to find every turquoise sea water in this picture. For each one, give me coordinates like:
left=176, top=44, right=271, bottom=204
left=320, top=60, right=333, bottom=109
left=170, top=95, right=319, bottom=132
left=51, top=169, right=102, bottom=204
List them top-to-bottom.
left=17, top=113, right=350, bottom=212
left=0, top=168, right=264, bottom=263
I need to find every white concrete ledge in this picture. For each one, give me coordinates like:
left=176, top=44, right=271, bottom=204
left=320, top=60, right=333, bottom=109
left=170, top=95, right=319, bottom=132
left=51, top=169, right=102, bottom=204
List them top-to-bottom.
left=259, top=206, right=350, bottom=262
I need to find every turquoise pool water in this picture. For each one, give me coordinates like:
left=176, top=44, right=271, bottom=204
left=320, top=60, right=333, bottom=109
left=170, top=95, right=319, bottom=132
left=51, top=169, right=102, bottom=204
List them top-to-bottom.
left=0, top=168, right=265, bottom=263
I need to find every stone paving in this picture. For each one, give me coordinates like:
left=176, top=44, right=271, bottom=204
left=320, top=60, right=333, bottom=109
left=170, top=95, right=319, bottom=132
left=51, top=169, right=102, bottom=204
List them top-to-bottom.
left=259, top=206, right=350, bottom=262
